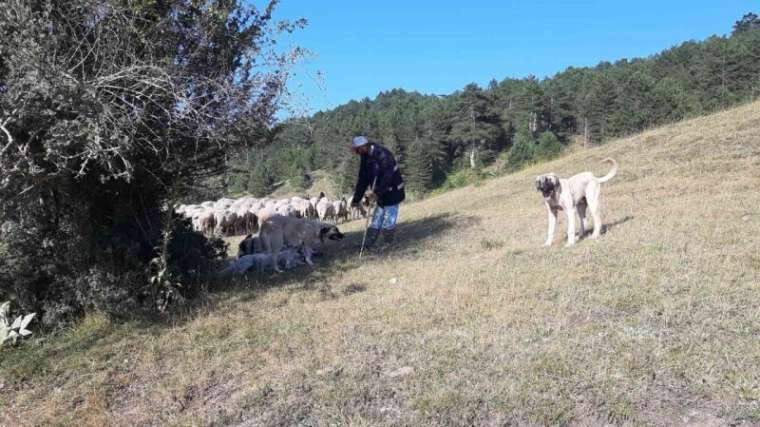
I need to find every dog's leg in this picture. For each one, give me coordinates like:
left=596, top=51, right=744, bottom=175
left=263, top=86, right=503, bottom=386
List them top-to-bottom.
left=587, top=185, right=602, bottom=239
left=589, top=196, right=602, bottom=239
left=577, top=199, right=588, bottom=238
left=544, top=207, right=558, bottom=247
left=566, top=207, right=577, bottom=247
left=271, top=233, right=284, bottom=273
left=303, top=245, right=314, bottom=266
left=279, top=246, right=293, bottom=270
left=270, top=249, right=281, bottom=273
left=272, top=249, right=282, bottom=273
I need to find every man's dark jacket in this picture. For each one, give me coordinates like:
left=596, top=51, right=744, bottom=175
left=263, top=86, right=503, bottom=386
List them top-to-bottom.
left=352, top=143, right=405, bottom=207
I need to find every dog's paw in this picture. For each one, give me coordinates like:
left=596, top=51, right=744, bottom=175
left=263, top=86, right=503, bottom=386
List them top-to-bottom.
left=543, top=241, right=553, bottom=247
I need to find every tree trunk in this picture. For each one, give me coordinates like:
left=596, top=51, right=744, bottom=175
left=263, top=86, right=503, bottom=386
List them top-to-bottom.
left=548, top=96, right=554, bottom=131
left=583, top=117, right=589, bottom=147
left=469, top=145, right=477, bottom=169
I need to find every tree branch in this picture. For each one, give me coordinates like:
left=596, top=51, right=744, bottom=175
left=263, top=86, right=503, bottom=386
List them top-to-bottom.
left=0, top=119, right=14, bottom=157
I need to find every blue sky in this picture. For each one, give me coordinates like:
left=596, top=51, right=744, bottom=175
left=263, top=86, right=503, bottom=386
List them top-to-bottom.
left=266, top=1, right=757, bottom=117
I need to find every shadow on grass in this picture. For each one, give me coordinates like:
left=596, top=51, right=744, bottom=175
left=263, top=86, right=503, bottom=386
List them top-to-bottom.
left=0, top=211, right=498, bottom=386
left=0, top=212, right=468, bottom=380
left=196, top=212, right=468, bottom=308
left=576, top=215, right=634, bottom=241
left=602, top=215, right=634, bottom=235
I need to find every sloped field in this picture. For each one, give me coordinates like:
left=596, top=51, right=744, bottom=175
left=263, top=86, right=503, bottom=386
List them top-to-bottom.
left=2, top=102, right=760, bottom=426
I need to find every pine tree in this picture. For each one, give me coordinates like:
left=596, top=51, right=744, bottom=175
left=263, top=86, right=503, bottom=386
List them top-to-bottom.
left=733, top=12, right=760, bottom=35
left=516, top=76, right=545, bottom=134
left=449, top=84, right=504, bottom=169
left=507, top=130, right=536, bottom=170
left=534, top=131, right=563, bottom=160
left=406, top=138, right=435, bottom=194
left=336, top=156, right=359, bottom=195
left=249, top=163, right=274, bottom=197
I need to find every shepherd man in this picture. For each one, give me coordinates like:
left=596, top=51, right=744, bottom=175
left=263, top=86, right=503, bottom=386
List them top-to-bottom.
left=350, top=136, right=405, bottom=249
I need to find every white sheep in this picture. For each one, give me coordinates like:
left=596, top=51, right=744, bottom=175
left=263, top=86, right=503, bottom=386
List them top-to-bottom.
left=334, top=197, right=349, bottom=223
left=214, top=198, right=234, bottom=211
left=316, top=198, right=336, bottom=223
left=276, top=203, right=299, bottom=218
left=199, top=209, right=216, bottom=235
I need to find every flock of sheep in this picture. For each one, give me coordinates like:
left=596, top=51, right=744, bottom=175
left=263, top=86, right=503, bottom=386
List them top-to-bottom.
left=175, top=192, right=369, bottom=237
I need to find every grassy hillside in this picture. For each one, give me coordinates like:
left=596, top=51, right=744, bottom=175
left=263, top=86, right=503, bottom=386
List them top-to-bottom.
left=2, top=102, right=760, bottom=426
left=268, top=170, right=343, bottom=200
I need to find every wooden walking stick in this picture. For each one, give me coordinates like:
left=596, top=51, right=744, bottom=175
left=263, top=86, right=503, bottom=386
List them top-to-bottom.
left=358, top=177, right=378, bottom=260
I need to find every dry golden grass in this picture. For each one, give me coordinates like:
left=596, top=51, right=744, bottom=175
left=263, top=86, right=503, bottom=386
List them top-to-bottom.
left=2, top=102, right=760, bottom=426
left=269, top=169, right=342, bottom=199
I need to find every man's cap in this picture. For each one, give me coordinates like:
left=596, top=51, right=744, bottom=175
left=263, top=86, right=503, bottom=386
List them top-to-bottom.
left=351, top=136, right=369, bottom=148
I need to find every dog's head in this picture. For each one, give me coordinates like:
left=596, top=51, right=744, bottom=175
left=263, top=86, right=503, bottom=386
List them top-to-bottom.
left=535, top=174, right=560, bottom=198
left=319, top=225, right=345, bottom=242
left=237, top=234, right=256, bottom=258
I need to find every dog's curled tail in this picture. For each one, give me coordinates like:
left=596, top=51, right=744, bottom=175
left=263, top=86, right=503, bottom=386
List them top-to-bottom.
left=597, top=158, right=618, bottom=183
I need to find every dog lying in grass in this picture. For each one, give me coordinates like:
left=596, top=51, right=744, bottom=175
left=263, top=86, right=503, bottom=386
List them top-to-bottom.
left=535, top=158, right=618, bottom=247
left=259, top=214, right=345, bottom=272
left=219, top=248, right=305, bottom=276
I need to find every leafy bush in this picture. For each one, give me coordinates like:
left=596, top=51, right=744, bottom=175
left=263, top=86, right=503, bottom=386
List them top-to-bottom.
left=0, top=0, right=299, bottom=327
left=506, top=131, right=536, bottom=170
left=535, top=131, right=563, bottom=160
left=436, top=169, right=485, bottom=193
left=0, top=213, right=226, bottom=328
left=143, top=213, right=227, bottom=314
left=165, top=216, right=227, bottom=298
left=0, top=220, right=70, bottom=327
left=67, top=269, right=144, bottom=320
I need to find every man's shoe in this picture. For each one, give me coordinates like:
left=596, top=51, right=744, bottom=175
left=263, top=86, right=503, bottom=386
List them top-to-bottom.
left=359, top=227, right=380, bottom=251
left=379, top=228, right=395, bottom=249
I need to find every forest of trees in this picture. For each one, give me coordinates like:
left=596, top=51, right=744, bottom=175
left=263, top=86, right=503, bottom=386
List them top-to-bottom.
left=230, top=12, right=760, bottom=197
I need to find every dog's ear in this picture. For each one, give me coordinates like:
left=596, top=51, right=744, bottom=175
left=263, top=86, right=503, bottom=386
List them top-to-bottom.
left=535, top=176, right=543, bottom=191
left=319, top=226, right=329, bottom=242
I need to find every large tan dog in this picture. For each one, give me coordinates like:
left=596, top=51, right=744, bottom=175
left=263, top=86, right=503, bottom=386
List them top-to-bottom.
left=535, top=158, right=618, bottom=247
left=258, top=214, right=344, bottom=272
